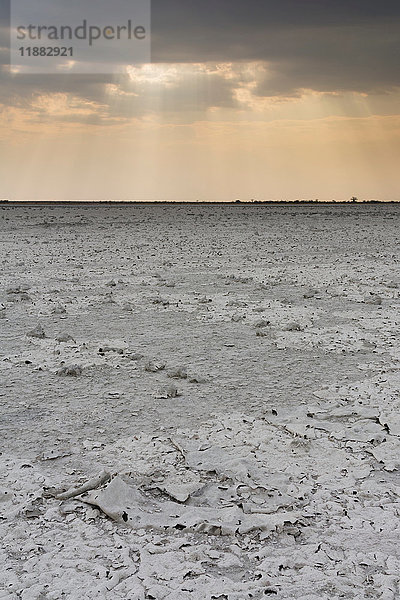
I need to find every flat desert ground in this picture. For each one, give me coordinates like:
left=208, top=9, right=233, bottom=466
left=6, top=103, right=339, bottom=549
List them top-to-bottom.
left=0, top=203, right=399, bottom=599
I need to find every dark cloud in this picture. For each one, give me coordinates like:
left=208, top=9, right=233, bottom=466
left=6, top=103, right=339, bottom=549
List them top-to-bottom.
left=0, top=0, right=399, bottom=118
left=151, top=0, right=400, bottom=94
left=152, top=0, right=399, bottom=34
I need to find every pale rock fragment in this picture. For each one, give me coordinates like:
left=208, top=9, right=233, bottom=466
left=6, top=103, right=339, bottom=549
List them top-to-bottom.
left=6, top=283, right=31, bottom=294
left=364, top=294, right=383, bottom=305
left=122, top=302, right=135, bottom=311
left=52, top=304, right=67, bottom=314
left=231, top=313, right=245, bottom=322
left=254, top=319, right=270, bottom=329
left=283, top=321, right=303, bottom=332
left=27, top=324, right=46, bottom=339
left=56, top=333, right=76, bottom=343
left=98, top=345, right=124, bottom=355
left=145, top=360, right=166, bottom=372
left=56, top=364, right=83, bottom=376
left=167, top=366, right=188, bottom=380
left=188, top=374, right=207, bottom=384
left=155, top=384, right=179, bottom=399
left=378, top=412, right=400, bottom=437
left=330, top=419, right=387, bottom=443
left=367, top=439, right=400, bottom=471
left=157, top=472, right=202, bottom=502
left=0, top=489, right=13, bottom=503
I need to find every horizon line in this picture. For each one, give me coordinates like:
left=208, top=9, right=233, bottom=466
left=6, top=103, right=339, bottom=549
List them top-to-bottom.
left=1, top=199, right=399, bottom=206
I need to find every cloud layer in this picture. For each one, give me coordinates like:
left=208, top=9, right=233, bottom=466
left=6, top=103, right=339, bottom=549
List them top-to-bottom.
left=0, top=0, right=399, bottom=122
left=151, top=0, right=400, bottom=94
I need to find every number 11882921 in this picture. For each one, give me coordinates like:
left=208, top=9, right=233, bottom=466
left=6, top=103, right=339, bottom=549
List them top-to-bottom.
left=19, top=47, right=73, bottom=57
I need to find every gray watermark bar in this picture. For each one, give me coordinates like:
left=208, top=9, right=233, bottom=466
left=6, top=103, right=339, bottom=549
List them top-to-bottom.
left=10, top=0, right=151, bottom=74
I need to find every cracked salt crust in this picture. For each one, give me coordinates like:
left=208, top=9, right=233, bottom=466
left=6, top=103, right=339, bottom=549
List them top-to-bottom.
left=0, top=203, right=399, bottom=599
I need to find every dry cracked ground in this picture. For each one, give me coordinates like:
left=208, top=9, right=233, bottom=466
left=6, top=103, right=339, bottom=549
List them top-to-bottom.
left=0, top=203, right=399, bottom=600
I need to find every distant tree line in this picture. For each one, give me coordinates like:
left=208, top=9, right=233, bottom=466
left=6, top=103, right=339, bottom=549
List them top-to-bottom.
left=235, top=198, right=393, bottom=204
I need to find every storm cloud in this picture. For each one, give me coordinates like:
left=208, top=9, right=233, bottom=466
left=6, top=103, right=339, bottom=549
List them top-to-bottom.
left=0, top=0, right=399, bottom=119
left=151, top=0, right=400, bottom=94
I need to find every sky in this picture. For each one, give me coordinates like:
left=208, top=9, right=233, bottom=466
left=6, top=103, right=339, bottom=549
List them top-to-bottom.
left=0, top=0, right=399, bottom=201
